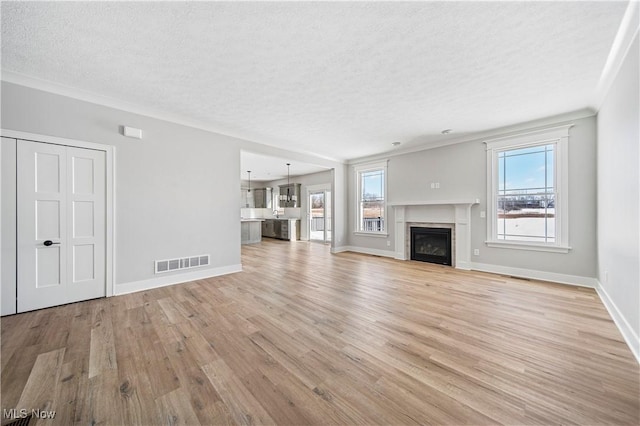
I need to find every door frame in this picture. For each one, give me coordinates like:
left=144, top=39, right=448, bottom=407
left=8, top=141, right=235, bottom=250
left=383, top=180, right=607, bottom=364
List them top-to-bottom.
left=2, top=129, right=116, bottom=301
left=306, top=183, right=331, bottom=242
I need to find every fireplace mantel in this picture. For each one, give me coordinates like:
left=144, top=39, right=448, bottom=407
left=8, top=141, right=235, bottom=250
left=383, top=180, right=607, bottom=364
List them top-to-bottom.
left=388, top=199, right=479, bottom=207
left=391, top=199, right=479, bottom=270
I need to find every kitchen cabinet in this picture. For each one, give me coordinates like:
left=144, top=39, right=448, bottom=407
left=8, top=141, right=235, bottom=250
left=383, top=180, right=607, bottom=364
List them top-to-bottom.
left=241, top=187, right=271, bottom=209
left=253, top=188, right=272, bottom=209
left=261, top=219, right=300, bottom=241
left=241, top=220, right=262, bottom=244
left=262, top=220, right=276, bottom=238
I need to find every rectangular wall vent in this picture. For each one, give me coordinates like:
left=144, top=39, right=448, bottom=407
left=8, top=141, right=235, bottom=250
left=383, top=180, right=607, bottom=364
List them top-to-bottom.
left=155, top=254, right=210, bottom=274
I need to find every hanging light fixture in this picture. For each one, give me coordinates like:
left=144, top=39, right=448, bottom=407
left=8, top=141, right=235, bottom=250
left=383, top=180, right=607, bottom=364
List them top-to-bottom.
left=279, top=163, right=297, bottom=205
left=286, top=163, right=291, bottom=203
left=290, top=166, right=297, bottom=203
left=247, top=171, right=251, bottom=192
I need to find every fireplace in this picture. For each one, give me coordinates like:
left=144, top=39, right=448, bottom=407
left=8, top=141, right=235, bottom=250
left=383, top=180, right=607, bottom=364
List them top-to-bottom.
left=392, top=200, right=476, bottom=269
left=410, top=227, right=452, bottom=266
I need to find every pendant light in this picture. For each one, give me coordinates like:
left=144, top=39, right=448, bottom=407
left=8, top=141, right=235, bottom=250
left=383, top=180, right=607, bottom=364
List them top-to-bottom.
left=279, top=163, right=297, bottom=205
left=286, top=163, right=291, bottom=202
left=290, top=164, right=297, bottom=203
left=247, top=171, right=251, bottom=192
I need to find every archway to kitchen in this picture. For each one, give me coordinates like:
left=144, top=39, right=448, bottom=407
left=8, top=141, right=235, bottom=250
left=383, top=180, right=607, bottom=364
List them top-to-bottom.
left=240, top=150, right=333, bottom=246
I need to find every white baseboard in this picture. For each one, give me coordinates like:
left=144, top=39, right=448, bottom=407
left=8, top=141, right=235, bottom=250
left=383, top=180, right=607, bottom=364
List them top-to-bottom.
left=333, top=245, right=396, bottom=258
left=330, top=246, right=349, bottom=254
left=455, top=260, right=472, bottom=271
left=470, top=262, right=597, bottom=288
left=114, top=264, right=242, bottom=296
left=595, top=281, right=640, bottom=364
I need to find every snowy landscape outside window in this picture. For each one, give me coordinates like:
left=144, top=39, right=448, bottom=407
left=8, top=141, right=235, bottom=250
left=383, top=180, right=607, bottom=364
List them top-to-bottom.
left=485, top=125, right=571, bottom=253
left=497, top=143, right=556, bottom=242
left=355, top=161, right=388, bottom=234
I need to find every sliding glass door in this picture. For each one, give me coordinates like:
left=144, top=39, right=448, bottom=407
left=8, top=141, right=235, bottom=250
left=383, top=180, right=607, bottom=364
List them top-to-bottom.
left=309, top=190, right=331, bottom=243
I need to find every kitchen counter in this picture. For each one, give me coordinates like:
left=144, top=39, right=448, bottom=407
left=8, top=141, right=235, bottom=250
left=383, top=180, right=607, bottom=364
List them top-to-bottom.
left=240, top=219, right=262, bottom=244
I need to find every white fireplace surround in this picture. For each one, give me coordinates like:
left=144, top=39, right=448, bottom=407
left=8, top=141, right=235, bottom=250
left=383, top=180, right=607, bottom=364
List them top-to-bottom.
left=390, top=199, right=479, bottom=270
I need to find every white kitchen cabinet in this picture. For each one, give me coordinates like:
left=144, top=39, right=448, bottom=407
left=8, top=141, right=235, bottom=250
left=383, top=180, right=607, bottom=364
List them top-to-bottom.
left=241, top=220, right=262, bottom=244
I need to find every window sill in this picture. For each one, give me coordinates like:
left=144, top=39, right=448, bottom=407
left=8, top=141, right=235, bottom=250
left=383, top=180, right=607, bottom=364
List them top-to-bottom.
left=354, top=231, right=389, bottom=238
left=485, top=240, right=571, bottom=253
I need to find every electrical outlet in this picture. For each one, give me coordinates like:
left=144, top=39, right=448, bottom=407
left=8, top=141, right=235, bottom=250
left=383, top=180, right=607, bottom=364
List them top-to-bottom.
left=430, top=182, right=435, bottom=189
left=435, top=182, right=440, bottom=189
left=480, top=211, right=486, bottom=218
left=386, top=240, right=391, bottom=247
left=473, top=249, right=480, bottom=256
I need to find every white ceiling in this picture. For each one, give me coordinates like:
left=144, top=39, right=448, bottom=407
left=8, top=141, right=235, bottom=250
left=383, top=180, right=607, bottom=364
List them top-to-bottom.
left=1, top=1, right=628, bottom=162
left=241, top=151, right=329, bottom=182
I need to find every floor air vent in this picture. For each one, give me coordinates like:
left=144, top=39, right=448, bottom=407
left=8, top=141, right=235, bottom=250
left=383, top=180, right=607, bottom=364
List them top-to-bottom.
left=155, top=254, right=210, bottom=274
left=4, top=415, right=32, bottom=426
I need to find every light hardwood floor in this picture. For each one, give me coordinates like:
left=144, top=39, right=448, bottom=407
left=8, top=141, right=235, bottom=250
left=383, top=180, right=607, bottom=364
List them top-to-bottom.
left=1, top=239, right=638, bottom=425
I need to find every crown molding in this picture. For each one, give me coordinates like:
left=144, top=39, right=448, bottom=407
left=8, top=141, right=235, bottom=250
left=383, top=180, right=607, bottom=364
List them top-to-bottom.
left=593, top=0, right=639, bottom=112
left=0, top=70, right=344, bottom=164
left=347, top=108, right=595, bottom=165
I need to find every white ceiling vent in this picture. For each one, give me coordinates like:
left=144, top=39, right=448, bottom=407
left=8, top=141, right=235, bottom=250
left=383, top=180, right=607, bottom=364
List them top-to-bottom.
left=155, top=254, right=210, bottom=274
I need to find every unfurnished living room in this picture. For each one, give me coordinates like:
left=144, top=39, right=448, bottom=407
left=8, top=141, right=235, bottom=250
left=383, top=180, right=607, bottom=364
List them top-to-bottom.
left=1, top=1, right=638, bottom=425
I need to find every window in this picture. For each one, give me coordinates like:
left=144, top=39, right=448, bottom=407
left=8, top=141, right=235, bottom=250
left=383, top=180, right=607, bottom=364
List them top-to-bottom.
left=485, top=125, right=571, bottom=252
left=497, top=144, right=555, bottom=242
left=355, top=161, right=387, bottom=235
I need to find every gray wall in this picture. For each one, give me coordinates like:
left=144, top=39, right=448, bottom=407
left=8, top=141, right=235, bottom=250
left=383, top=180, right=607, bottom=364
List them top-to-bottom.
left=596, top=33, right=639, bottom=341
left=1, top=82, right=345, bottom=294
left=2, top=82, right=241, bottom=286
left=347, top=115, right=598, bottom=280
left=332, top=164, right=349, bottom=248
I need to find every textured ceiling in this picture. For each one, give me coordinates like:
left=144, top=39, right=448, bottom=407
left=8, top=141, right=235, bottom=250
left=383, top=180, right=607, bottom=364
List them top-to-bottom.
left=1, top=1, right=628, bottom=161
left=241, top=151, right=329, bottom=182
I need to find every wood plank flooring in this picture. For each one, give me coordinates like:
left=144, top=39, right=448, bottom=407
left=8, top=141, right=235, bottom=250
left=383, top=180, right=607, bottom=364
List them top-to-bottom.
left=1, top=239, right=638, bottom=425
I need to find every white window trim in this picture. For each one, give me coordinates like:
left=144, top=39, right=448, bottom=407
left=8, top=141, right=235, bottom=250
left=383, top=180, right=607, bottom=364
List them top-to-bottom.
left=484, top=125, right=572, bottom=253
left=354, top=160, right=388, bottom=237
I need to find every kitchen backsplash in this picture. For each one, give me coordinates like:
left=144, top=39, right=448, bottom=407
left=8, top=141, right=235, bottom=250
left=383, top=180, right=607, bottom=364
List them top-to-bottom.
left=240, top=207, right=301, bottom=219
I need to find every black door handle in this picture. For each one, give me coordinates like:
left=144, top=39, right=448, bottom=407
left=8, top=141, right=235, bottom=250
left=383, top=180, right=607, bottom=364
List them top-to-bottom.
left=43, top=240, right=60, bottom=246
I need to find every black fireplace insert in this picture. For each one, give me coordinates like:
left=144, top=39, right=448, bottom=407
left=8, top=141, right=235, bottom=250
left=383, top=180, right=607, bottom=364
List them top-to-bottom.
left=410, top=227, right=452, bottom=266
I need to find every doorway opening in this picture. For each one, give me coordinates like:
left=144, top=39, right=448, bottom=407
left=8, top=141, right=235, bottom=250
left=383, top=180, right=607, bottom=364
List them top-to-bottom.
left=309, top=189, right=331, bottom=243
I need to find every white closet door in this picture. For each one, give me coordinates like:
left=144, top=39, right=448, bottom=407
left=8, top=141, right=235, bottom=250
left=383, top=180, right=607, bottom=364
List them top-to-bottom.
left=17, top=140, right=106, bottom=312
left=67, top=146, right=106, bottom=304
